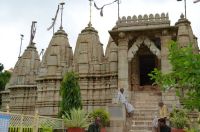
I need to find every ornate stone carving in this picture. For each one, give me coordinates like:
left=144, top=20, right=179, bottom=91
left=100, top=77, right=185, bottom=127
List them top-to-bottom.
left=118, top=13, right=170, bottom=27
left=118, top=32, right=126, bottom=39
left=128, top=36, right=161, bottom=61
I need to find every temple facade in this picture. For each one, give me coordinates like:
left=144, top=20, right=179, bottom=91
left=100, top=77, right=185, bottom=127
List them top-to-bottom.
left=1, top=12, right=199, bottom=131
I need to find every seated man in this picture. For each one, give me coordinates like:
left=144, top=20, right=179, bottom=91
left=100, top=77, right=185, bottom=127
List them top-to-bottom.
left=117, top=88, right=134, bottom=117
left=152, top=101, right=169, bottom=132
left=88, top=117, right=101, bottom=132
left=158, top=118, right=171, bottom=132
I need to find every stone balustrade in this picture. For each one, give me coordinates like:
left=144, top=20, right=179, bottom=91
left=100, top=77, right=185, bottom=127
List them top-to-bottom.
left=117, top=13, right=170, bottom=27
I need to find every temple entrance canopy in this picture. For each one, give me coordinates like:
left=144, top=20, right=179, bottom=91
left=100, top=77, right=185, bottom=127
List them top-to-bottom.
left=109, top=13, right=177, bottom=91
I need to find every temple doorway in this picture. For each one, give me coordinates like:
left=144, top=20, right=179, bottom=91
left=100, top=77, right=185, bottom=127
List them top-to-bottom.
left=129, top=44, right=160, bottom=91
left=139, top=55, right=155, bottom=86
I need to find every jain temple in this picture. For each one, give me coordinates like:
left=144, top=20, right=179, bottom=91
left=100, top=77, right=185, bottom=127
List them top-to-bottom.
left=0, top=4, right=199, bottom=131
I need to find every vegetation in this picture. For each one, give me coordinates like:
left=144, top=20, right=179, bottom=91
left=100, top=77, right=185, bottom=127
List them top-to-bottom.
left=149, top=41, right=200, bottom=111
left=0, top=63, right=11, bottom=91
left=0, top=63, right=11, bottom=108
left=59, top=71, right=82, bottom=117
left=64, top=108, right=89, bottom=128
left=89, top=108, right=110, bottom=127
left=169, top=108, right=189, bottom=129
left=40, top=122, right=53, bottom=132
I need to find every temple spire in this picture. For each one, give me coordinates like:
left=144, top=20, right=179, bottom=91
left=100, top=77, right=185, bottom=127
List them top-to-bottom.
left=88, top=0, right=93, bottom=27
left=59, top=2, right=65, bottom=30
left=52, top=18, right=55, bottom=34
left=18, top=34, right=24, bottom=58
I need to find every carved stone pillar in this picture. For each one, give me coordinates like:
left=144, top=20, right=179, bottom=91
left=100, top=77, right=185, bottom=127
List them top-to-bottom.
left=118, top=32, right=129, bottom=91
left=160, top=33, right=172, bottom=73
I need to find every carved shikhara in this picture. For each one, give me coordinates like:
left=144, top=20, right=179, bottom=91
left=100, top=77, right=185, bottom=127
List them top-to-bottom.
left=128, top=36, right=161, bottom=61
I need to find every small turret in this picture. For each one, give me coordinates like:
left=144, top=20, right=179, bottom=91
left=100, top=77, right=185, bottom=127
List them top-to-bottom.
left=176, top=14, right=198, bottom=51
left=105, top=37, right=118, bottom=73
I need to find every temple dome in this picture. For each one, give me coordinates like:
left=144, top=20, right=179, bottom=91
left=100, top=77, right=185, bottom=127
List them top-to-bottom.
left=73, top=24, right=104, bottom=73
left=37, top=29, right=73, bottom=79
left=6, top=43, right=40, bottom=88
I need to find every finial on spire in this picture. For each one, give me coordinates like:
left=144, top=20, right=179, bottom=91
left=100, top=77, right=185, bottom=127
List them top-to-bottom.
left=89, top=0, right=93, bottom=27
left=60, top=2, right=65, bottom=30
left=47, top=5, right=60, bottom=32
left=180, top=13, right=185, bottom=19
left=52, top=18, right=55, bottom=34
left=29, top=21, right=37, bottom=45
left=18, top=34, right=24, bottom=58
left=39, top=49, right=44, bottom=58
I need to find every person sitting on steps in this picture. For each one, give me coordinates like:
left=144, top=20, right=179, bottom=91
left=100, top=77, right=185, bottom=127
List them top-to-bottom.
left=117, top=88, right=134, bottom=117
left=152, top=101, right=169, bottom=132
left=88, top=117, right=101, bottom=132
left=158, top=118, right=171, bottom=132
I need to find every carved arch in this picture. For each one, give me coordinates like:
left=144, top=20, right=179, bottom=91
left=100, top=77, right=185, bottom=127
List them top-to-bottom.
left=128, top=36, right=161, bottom=61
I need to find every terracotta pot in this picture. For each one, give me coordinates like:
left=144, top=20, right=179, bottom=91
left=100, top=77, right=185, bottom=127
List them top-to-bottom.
left=67, top=127, right=85, bottom=132
left=101, top=127, right=106, bottom=132
left=171, top=128, right=185, bottom=132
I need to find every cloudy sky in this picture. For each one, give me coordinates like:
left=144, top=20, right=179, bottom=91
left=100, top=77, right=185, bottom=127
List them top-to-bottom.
left=0, top=0, right=199, bottom=69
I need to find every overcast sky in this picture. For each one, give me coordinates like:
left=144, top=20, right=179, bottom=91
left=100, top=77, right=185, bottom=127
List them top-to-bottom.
left=0, top=0, right=199, bottom=69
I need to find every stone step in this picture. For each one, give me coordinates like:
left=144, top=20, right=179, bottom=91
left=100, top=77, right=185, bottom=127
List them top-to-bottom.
left=127, top=91, right=161, bottom=132
left=133, top=101, right=159, bottom=104
left=134, top=106, right=157, bottom=109
left=134, top=108, right=157, bottom=112
left=132, top=116, right=153, bottom=120
left=109, top=120, right=125, bottom=127
left=132, top=120, right=152, bottom=126
left=129, top=125, right=152, bottom=130
left=129, top=130, right=152, bottom=132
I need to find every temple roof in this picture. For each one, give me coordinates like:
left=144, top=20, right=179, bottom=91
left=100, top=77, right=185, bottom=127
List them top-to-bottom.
left=74, top=24, right=104, bottom=65
left=37, top=29, right=73, bottom=79
left=6, top=43, right=40, bottom=89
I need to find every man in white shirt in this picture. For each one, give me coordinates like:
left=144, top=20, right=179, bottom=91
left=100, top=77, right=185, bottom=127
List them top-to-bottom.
left=117, top=88, right=134, bottom=117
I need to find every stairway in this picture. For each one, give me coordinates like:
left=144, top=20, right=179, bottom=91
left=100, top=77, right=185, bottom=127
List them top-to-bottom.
left=127, top=90, right=162, bottom=132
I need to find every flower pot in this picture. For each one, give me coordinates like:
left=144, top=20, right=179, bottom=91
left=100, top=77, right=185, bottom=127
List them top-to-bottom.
left=67, top=127, right=85, bottom=132
left=101, top=127, right=106, bottom=132
left=171, top=128, right=185, bottom=132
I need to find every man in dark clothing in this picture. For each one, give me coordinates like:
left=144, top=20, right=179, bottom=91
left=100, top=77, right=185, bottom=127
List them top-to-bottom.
left=88, top=117, right=101, bottom=132
left=158, top=118, right=171, bottom=132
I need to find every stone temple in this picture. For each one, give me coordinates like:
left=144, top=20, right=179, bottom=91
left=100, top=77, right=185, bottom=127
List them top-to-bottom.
left=0, top=12, right=198, bottom=131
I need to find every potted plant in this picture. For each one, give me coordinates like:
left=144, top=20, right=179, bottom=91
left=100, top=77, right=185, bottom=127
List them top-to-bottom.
left=64, top=108, right=89, bottom=132
left=89, top=108, right=110, bottom=132
left=170, top=108, right=189, bottom=132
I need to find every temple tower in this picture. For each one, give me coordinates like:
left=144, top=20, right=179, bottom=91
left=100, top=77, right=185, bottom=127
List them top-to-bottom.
left=175, top=14, right=199, bottom=52
left=1, top=21, right=40, bottom=114
left=73, top=24, right=116, bottom=111
left=36, top=29, right=73, bottom=117
left=3, top=42, right=40, bottom=114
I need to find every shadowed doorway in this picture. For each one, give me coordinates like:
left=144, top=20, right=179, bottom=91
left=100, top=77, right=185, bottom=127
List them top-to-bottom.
left=139, top=55, right=156, bottom=86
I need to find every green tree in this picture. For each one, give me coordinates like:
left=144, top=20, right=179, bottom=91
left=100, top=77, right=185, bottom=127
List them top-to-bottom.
left=149, top=41, right=200, bottom=111
left=0, top=63, right=11, bottom=91
left=0, top=63, right=11, bottom=108
left=59, top=71, right=82, bottom=117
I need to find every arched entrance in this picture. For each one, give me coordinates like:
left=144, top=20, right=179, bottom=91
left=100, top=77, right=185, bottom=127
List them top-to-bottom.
left=128, top=36, right=161, bottom=90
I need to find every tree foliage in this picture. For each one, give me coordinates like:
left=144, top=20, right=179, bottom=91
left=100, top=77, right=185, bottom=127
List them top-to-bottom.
left=149, top=41, right=200, bottom=110
left=0, top=63, right=11, bottom=91
left=59, top=71, right=82, bottom=117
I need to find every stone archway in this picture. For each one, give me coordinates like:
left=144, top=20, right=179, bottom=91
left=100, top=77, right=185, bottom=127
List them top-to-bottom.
left=128, top=36, right=161, bottom=62
left=128, top=36, right=161, bottom=89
